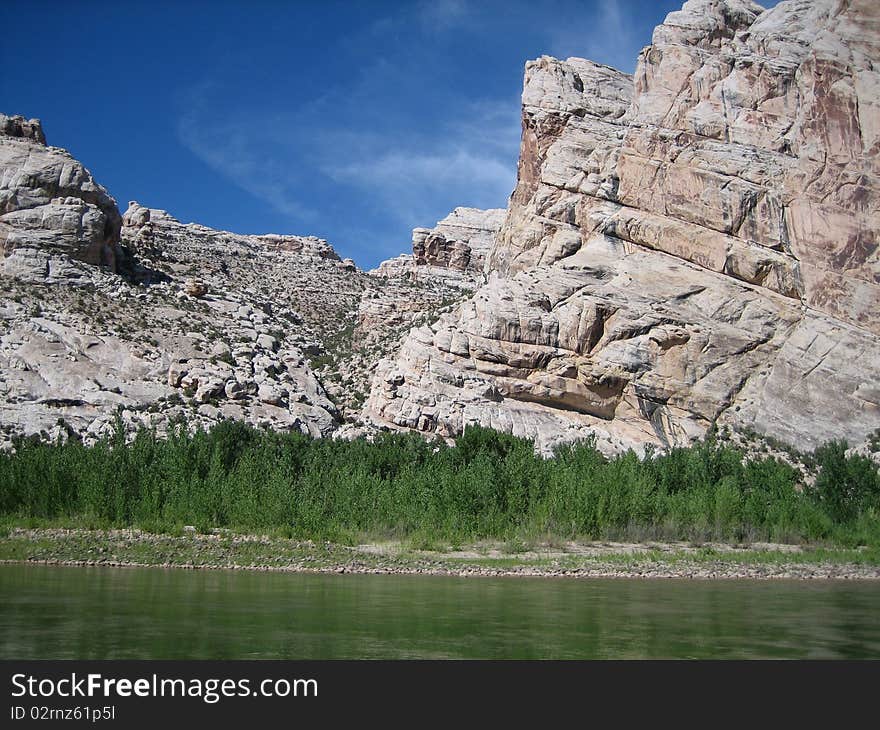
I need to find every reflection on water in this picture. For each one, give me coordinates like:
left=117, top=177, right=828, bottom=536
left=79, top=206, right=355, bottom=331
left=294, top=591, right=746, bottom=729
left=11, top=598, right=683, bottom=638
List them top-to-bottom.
left=1, top=564, right=878, bottom=658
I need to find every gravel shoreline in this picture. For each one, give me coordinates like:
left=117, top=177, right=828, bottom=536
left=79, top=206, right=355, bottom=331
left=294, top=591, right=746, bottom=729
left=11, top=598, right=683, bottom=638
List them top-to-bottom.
left=1, top=528, right=879, bottom=581
left=2, top=557, right=879, bottom=581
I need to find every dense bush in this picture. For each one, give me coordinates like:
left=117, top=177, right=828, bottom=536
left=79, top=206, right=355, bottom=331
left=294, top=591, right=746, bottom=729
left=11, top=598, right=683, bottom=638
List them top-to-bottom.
left=0, top=420, right=878, bottom=545
left=807, top=440, right=879, bottom=524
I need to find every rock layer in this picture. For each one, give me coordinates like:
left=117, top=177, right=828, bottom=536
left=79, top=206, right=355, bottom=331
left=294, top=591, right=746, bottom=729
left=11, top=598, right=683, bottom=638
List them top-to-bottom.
left=366, top=0, right=880, bottom=454
left=372, top=207, right=505, bottom=289
left=412, top=207, right=506, bottom=276
left=346, top=208, right=506, bottom=421
left=362, top=208, right=506, bottom=355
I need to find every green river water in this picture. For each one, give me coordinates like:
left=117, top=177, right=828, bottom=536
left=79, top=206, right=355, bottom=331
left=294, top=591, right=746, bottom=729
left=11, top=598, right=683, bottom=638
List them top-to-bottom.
left=1, top=564, right=878, bottom=658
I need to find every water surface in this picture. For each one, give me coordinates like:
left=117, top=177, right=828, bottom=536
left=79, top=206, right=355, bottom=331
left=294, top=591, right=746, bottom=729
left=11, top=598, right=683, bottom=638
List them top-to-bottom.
left=1, top=564, right=878, bottom=658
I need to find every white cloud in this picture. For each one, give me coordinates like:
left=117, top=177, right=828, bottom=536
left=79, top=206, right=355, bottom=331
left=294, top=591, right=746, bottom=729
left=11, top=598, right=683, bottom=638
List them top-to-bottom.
left=417, top=0, right=472, bottom=31
left=546, top=0, right=641, bottom=73
left=176, top=60, right=521, bottom=242
left=176, top=86, right=317, bottom=224
left=315, top=92, right=520, bottom=225
left=326, top=146, right=513, bottom=220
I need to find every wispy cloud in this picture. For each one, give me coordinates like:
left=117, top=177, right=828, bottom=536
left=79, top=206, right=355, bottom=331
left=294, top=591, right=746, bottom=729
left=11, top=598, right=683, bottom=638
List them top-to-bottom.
left=171, top=0, right=656, bottom=266
left=417, top=0, right=472, bottom=31
left=546, top=0, right=641, bottom=73
left=175, top=58, right=521, bottom=261
left=177, top=84, right=318, bottom=224
left=316, top=93, right=519, bottom=226
left=325, top=146, right=513, bottom=222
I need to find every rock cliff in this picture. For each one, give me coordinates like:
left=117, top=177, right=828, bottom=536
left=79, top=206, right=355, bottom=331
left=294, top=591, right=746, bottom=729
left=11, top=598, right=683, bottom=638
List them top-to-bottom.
left=2, top=0, right=877, bottom=456
left=365, top=0, right=880, bottom=454
left=0, top=114, right=122, bottom=278
left=0, top=115, right=499, bottom=447
left=345, top=207, right=505, bottom=425
left=371, top=207, right=505, bottom=289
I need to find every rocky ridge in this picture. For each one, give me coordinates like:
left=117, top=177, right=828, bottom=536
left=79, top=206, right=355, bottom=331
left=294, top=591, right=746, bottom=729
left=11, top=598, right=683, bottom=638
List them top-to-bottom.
left=0, top=114, right=497, bottom=447
left=0, top=116, right=345, bottom=444
left=0, top=193, right=348, bottom=444
left=333, top=207, right=505, bottom=424
left=357, top=208, right=503, bottom=349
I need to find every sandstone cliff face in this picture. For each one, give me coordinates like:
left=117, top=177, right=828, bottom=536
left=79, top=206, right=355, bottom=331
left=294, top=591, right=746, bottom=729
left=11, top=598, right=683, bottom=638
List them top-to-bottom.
left=366, top=0, right=880, bottom=454
left=0, top=114, right=122, bottom=277
left=0, top=195, right=354, bottom=446
left=346, top=207, right=506, bottom=423
left=359, top=207, right=505, bottom=361
left=372, top=207, right=505, bottom=289
left=411, top=207, right=506, bottom=278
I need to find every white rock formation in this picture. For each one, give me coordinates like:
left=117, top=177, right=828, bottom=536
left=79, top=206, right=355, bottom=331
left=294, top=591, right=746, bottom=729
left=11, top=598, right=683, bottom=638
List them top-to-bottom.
left=2, top=0, right=878, bottom=458
left=365, top=0, right=880, bottom=455
left=0, top=114, right=122, bottom=279
left=0, top=119, right=359, bottom=446
left=0, top=121, right=494, bottom=446
left=372, top=207, right=505, bottom=289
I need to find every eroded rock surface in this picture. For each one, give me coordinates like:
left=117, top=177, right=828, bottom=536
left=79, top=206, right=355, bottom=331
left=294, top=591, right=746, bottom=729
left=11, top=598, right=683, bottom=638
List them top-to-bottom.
left=366, top=0, right=880, bottom=454
left=0, top=114, right=122, bottom=278
left=0, top=117, right=369, bottom=445
left=0, top=120, right=499, bottom=446
left=0, top=195, right=359, bottom=445
left=372, top=207, right=505, bottom=289
left=412, top=207, right=506, bottom=277
left=346, top=208, right=506, bottom=418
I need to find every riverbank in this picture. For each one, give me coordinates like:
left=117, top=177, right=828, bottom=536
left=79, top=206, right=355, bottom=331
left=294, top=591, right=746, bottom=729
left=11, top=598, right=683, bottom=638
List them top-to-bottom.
left=5, top=422, right=880, bottom=553
left=1, top=528, right=879, bottom=580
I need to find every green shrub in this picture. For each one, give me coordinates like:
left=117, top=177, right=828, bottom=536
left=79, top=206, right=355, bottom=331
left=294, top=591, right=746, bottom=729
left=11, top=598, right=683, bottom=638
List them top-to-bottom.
left=809, top=441, right=880, bottom=523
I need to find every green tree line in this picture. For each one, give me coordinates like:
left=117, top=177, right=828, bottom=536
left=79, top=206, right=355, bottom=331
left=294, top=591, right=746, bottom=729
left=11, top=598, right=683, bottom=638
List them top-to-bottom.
left=1, top=420, right=878, bottom=546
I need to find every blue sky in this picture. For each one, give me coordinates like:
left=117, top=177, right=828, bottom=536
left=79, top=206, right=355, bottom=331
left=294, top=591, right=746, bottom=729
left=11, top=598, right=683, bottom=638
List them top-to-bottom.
left=2, top=0, right=776, bottom=268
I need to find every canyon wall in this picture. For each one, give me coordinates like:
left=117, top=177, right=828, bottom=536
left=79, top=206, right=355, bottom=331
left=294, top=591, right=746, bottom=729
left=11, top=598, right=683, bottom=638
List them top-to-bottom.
left=366, top=0, right=880, bottom=454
